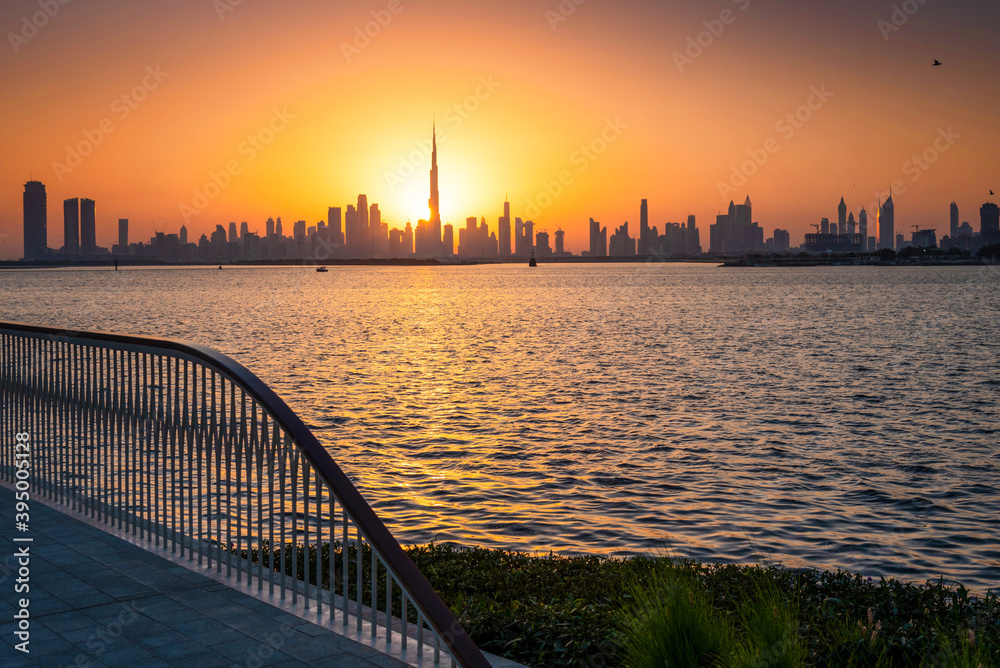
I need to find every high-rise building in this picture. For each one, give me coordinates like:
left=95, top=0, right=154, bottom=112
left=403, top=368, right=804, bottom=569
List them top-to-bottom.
left=428, top=123, right=440, bottom=229
left=22, top=181, right=47, bottom=261
left=878, top=193, right=894, bottom=250
left=357, top=195, right=369, bottom=256
left=838, top=196, right=847, bottom=235
left=709, top=197, right=761, bottom=254
left=63, top=198, right=79, bottom=257
left=80, top=198, right=96, bottom=254
left=498, top=198, right=511, bottom=257
left=638, top=199, right=652, bottom=255
left=950, top=201, right=960, bottom=239
left=981, top=202, right=1000, bottom=245
left=369, top=203, right=382, bottom=256
left=345, top=205, right=358, bottom=255
left=328, top=207, right=343, bottom=246
left=859, top=209, right=868, bottom=249
left=847, top=212, right=856, bottom=236
left=266, top=217, right=275, bottom=238
left=514, top=217, right=524, bottom=256
left=275, top=218, right=283, bottom=237
left=588, top=218, right=607, bottom=257
left=821, top=218, right=830, bottom=235
left=118, top=219, right=128, bottom=249
left=523, top=220, right=534, bottom=254
left=240, top=221, right=249, bottom=240
left=609, top=221, right=636, bottom=256
left=228, top=222, right=238, bottom=244
left=443, top=224, right=454, bottom=256
left=180, top=225, right=188, bottom=244
left=555, top=228, right=565, bottom=255
left=773, top=229, right=791, bottom=252
left=536, top=231, right=551, bottom=256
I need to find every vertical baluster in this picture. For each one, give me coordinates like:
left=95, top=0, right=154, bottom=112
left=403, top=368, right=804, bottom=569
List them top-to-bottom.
left=180, top=358, right=188, bottom=558
left=199, top=365, right=208, bottom=567
left=212, top=371, right=221, bottom=571
left=234, top=387, right=244, bottom=583
left=254, top=408, right=271, bottom=591
left=267, top=417, right=276, bottom=595
left=279, top=434, right=287, bottom=596
left=291, top=446, right=299, bottom=606
left=303, top=465, right=310, bottom=610
left=328, top=492, right=335, bottom=615
left=342, top=506, right=349, bottom=625
left=356, top=524, right=363, bottom=635
left=371, top=547, right=378, bottom=641
left=386, top=567, right=392, bottom=645
left=402, top=589, right=408, bottom=651
left=417, top=612, right=423, bottom=659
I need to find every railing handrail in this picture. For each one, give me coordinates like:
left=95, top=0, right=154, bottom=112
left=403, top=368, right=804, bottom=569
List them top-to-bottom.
left=0, top=320, right=489, bottom=668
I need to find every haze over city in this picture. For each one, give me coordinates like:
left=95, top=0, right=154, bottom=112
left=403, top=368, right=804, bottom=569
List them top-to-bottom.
left=1, top=0, right=999, bottom=259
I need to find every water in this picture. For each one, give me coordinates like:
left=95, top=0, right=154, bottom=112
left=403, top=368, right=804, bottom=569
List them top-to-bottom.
left=2, top=263, right=999, bottom=591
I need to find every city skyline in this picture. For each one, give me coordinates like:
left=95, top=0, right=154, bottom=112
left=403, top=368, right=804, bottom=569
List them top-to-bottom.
left=1, top=1, right=999, bottom=259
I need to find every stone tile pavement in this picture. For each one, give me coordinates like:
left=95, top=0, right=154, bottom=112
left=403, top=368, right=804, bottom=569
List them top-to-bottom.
left=0, top=483, right=431, bottom=667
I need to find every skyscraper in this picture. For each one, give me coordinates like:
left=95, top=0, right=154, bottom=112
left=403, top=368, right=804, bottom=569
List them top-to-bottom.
left=428, top=122, right=440, bottom=228
left=22, top=181, right=46, bottom=261
left=878, top=193, right=894, bottom=250
left=357, top=195, right=369, bottom=256
left=838, top=196, right=847, bottom=235
left=63, top=198, right=79, bottom=257
left=80, top=198, right=96, bottom=254
left=498, top=198, right=511, bottom=257
left=638, top=199, right=651, bottom=255
left=950, top=201, right=959, bottom=239
left=981, top=202, right=1000, bottom=245
left=328, top=207, right=342, bottom=245
left=859, top=208, right=868, bottom=249
left=266, top=217, right=275, bottom=238
left=588, top=218, right=607, bottom=257
left=118, top=219, right=128, bottom=249
left=228, top=222, right=238, bottom=244
left=180, top=225, right=187, bottom=244
left=555, top=228, right=565, bottom=254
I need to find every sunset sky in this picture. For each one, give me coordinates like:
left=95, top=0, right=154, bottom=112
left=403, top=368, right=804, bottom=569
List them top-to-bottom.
left=1, top=0, right=998, bottom=258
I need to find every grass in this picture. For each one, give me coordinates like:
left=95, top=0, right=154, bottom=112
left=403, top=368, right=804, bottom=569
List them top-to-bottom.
left=234, top=541, right=1000, bottom=667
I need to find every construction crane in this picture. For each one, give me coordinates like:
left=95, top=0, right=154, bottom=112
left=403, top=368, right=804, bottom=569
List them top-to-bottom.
left=810, top=224, right=821, bottom=233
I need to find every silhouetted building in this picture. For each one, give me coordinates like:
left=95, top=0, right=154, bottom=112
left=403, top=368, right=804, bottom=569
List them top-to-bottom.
left=22, top=181, right=47, bottom=261
left=878, top=193, right=895, bottom=250
left=710, top=196, right=762, bottom=254
left=838, top=197, right=847, bottom=235
left=63, top=198, right=79, bottom=257
left=80, top=198, right=96, bottom=254
left=498, top=199, right=511, bottom=257
left=638, top=199, right=654, bottom=255
left=950, top=201, right=959, bottom=240
left=980, top=202, right=1000, bottom=246
left=328, top=207, right=343, bottom=246
left=859, top=209, right=869, bottom=250
left=587, top=218, right=607, bottom=257
left=117, top=219, right=128, bottom=252
left=609, top=221, right=635, bottom=256
left=180, top=225, right=187, bottom=244
left=555, top=228, right=565, bottom=255
left=912, top=228, right=937, bottom=248
left=773, top=229, right=790, bottom=252
left=536, top=231, right=551, bottom=257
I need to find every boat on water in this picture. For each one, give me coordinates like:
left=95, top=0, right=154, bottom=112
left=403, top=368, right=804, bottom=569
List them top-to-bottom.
left=528, top=249, right=537, bottom=267
left=316, top=266, right=329, bottom=272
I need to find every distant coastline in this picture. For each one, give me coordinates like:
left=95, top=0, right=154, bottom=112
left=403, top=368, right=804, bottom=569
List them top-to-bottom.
left=0, top=253, right=994, bottom=269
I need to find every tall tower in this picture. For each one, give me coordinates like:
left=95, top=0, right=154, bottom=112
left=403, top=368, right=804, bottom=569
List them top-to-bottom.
left=429, top=122, right=440, bottom=228
left=23, top=181, right=47, bottom=261
left=878, top=192, right=895, bottom=250
left=498, top=197, right=511, bottom=257
left=838, top=197, right=847, bottom=235
left=63, top=198, right=79, bottom=257
left=80, top=198, right=96, bottom=254
left=950, top=201, right=959, bottom=239
left=859, top=208, right=868, bottom=249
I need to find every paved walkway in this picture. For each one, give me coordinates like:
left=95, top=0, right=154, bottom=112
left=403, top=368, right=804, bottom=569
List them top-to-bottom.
left=0, top=484, right=416, bottom=667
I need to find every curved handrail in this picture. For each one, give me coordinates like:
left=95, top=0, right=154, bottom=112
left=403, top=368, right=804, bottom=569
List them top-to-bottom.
left=0, top=320, right=489, bottom=668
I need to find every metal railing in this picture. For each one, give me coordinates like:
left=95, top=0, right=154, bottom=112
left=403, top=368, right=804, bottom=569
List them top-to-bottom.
left=0, top=321, right=489, bottom=668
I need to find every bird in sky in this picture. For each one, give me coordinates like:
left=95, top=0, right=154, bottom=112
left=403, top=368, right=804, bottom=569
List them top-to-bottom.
left=933, top=59, right=942, bottom=66
left=991, top=189, right=995, bottom=196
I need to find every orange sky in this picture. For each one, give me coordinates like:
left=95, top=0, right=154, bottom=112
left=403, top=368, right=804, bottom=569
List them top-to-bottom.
left=1, top=0, right=998, bottom=258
